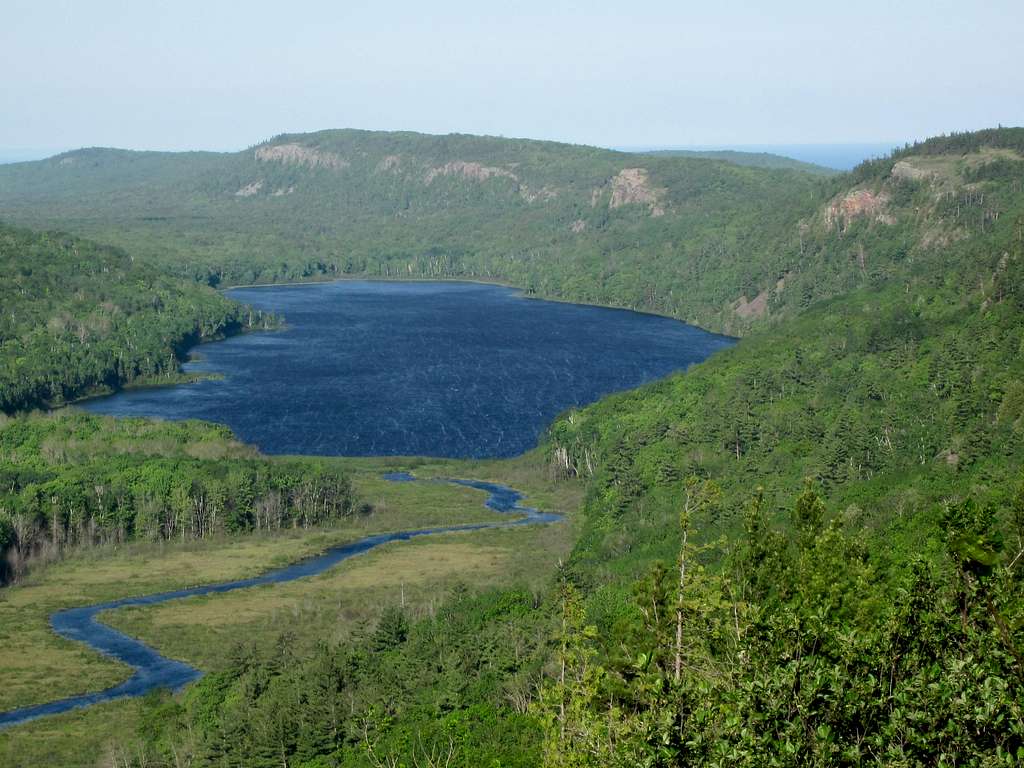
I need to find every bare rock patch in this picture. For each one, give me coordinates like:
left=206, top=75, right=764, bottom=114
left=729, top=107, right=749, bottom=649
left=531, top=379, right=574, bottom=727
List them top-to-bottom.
left=255, top=143, right=349, bottom=170
left=375, top=155, right=401, bottom=173
left=424, top=161, right=518, bottom=185
left=607, top=168, right=666, bottom=217
left=235, top=180, right=264, bottom=197
left=824, top=188, right=891, bottom=231
left=732, top=289, right=769, bottom=320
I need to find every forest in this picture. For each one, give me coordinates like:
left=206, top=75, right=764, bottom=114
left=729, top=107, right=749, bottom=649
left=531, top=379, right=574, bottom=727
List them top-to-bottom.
left=1, top=127, right=1023, bottom=765
left=0, top=129, right=830, bottom=334
left=0, top=223, right=277, bottom=413
left=0, top=413, right=358, bottom=584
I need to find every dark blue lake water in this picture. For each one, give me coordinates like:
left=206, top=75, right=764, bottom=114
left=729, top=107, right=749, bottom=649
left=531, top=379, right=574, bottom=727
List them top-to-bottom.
left=83, top=281, right=733, bottom=457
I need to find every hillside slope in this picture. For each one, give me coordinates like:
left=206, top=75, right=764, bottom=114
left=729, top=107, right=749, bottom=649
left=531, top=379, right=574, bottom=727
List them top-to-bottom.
left=551, top=127, right=1024, bottom=565
left=534, top=128, right=1024, bottom=763
left=0, top=129, right=831, bottom=334
left=0, top=223, right=275, bottom=412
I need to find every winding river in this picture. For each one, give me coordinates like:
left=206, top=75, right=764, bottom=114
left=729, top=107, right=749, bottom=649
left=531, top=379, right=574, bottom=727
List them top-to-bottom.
left=0, top=475, right=559, bottom=730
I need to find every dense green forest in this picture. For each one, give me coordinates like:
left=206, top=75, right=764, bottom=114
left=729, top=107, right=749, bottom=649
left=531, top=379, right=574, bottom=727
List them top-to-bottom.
left=2, top=127, right=1024, bottom=765
left=2, top=129, right=1018, bottom=337
left=91, top=129, right=1024, bottom=766
left=526, top=129, right=1024, bottom=765
left=0, top=130, right=832, bottom=334
left=0, top=223, right=277, bottom=413
left=0, top=413, right=358, bottom=583
left=112, top=588, right=552, bottom=767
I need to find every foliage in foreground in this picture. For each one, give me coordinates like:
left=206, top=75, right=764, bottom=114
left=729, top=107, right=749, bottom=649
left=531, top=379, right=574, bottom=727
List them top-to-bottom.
left=530, top=128, right=1024, bottom=765
left=537, top=480, right=1024, bottom=766
left=116, top=481, right=1024, bottom=767
left=114, top=588, right=550, bottom=768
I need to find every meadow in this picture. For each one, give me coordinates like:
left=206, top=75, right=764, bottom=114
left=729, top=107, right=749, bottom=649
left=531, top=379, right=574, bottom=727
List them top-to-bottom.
left=0, top=454, right=581, bottom=767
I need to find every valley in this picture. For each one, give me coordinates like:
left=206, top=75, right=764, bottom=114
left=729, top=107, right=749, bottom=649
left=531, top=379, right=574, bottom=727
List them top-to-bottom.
left=1, top=126, right=1023, bottom=766
left=0, top=454, right=582, bottom=766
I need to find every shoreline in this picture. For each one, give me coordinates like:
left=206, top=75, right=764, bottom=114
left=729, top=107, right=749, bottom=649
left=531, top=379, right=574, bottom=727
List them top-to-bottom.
left=221, top=274, right=737, bottom=341
left=65, top=278, right=736, bottom=460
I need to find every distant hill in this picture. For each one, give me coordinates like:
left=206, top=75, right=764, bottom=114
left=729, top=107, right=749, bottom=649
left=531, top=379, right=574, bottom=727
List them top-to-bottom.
left=551, top=125, right=1024, bottom=557
left=0, top=128, right=1021, bottom=343
left=0, top=129, right=828, bottom=334
left=0, top=148, right=65, bottom=165
left=632, top=148, right=837, bottom=175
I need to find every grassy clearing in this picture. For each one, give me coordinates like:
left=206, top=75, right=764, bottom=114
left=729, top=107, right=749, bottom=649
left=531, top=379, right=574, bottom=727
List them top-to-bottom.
left=0, top=454, right=581, bottom=765
left=103, top=516, right=577, bottom=672
left=0, top=700, right=142, bottom=768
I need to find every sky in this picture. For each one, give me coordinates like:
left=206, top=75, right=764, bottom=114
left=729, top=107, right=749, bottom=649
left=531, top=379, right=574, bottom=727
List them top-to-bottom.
left=2, top=0, right=1022, bottom=155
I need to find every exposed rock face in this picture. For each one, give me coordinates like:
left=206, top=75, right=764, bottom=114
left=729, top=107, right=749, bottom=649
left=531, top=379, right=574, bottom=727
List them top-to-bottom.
left=255, top=143, right=349, bottom=170
left=424, top=160, right=518, bottom=185
left=891, top=160, right=934, bottom=183
left=422, top=161, right=558, bottom=202
left=607, top=168, right=666, bottom=217
left=235, top=180, right=264, bottom=197
left=271, top=186, right=295, bottom=197
left=825, top=188, right=892, bottom=231
left=571, top=219, right=586, bottom=233
left=733, top=289, right=769, bottom=319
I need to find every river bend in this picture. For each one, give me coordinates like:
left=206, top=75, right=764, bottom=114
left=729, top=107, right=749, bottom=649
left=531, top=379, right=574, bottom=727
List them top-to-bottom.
left=0, top=476, right=557, bottom=730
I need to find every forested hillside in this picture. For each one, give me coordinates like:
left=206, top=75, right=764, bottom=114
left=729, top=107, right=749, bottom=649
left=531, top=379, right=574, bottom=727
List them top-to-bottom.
left=533, top=128, right=1024, bottom=764
left=0, top=130, right=831, bottom=334
left=4, top=130, right=1017, bottom=338
left=636, top=148, right=838, bottom=175
left=0, top=223, right=276, bottom=413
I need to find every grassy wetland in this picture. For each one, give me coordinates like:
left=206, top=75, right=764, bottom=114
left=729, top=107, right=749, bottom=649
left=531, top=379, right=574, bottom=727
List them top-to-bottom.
left=0, top=452, right=581, bottom=766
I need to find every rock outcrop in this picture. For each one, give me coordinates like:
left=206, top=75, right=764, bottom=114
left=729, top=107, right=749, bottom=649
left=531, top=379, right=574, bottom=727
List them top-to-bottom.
left=255, top=143, right=349, bottom=170
left=424, top=161, right=517, bottom=185
left=607, top=168, right=666, bottom=217
left=235, top=180, right=264, bottom=197
left=825, top=189, right=892, bottom=231
left=733, top=289, right=769, bottom=320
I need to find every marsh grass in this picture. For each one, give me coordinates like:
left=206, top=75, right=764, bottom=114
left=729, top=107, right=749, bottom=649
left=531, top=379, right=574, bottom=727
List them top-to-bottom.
left=0, top=455, right=582, bottom=766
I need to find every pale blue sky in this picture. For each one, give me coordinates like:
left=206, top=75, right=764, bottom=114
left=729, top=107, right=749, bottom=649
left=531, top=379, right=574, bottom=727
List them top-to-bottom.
left=2, top=0, right=1021, bottom=153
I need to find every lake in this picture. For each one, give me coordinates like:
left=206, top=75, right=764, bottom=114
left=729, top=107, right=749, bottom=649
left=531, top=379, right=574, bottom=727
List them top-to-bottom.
left=83, top=281, right=733, bottom=458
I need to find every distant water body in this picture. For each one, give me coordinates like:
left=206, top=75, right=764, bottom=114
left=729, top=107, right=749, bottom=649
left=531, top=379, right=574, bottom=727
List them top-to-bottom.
left=617, top=143, right=899, bottom=170
left=738, top=143, right=899, bottom=170
left=83, top=281, right=733, bottom=458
